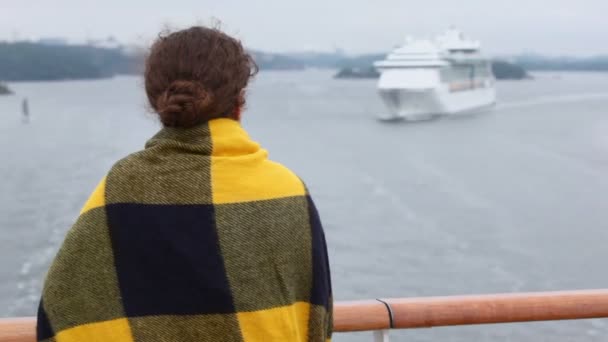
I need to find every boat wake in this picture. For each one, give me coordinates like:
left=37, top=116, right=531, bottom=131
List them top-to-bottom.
left=497, top=92, right=608, bottom=110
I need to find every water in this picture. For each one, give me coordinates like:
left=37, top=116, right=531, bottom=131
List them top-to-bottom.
left=1, top=71, right=608, bottom=341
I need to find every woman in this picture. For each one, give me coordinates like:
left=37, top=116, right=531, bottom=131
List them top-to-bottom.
left=36, top=26, right=332, bottom=342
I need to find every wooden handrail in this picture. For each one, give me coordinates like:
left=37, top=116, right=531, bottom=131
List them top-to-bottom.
left=3, top=289, right=608, bottom=341
left=335, top=289, right=608, bottom=331
left=0, top=318, right=34, bottom=342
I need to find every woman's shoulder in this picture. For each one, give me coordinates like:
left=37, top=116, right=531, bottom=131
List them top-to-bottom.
left=102, top=148, right=193, bottom=204
left=108, top=149, right=158, bottom=177
left=211, top=156, right=308, bottom=204
left=265, top=159, right=309, bottom=192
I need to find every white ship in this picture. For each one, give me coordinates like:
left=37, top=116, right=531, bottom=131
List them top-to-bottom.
left=374, top=29, right=496, bottom=121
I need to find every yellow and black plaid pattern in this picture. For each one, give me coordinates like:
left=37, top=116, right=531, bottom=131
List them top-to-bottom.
left=36, top=119, right=333, bottom=341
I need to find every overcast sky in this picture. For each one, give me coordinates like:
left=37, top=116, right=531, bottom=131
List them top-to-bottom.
left=1, top=0, right=607, bottom=56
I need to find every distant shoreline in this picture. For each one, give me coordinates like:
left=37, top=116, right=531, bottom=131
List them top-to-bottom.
left=1, top=42, right=607, bottom=82
left=2, top=67, right=604, bottom=83
left=2, top=69, right=607, bottom=85
left=1, top=75, right=120, bottom=84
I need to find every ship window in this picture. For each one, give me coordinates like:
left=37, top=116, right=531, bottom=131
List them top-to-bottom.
left=440, top=62, right=492, bottom=83
left=441, top=62, right=492, bottom=92
left=474, top=62, right=492, bottom=78
left=440, top=65, right=473, bottom=83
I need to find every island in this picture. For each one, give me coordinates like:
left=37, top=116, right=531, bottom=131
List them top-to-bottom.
left=0, top=42, right=142, bottom=82
left=333, top=60, right=531, bottom=80
left=491, top=60, right=531, bottom=80
left=334, top=67, right=380, bottom=79
left=0, top=83, right=12, bottom=95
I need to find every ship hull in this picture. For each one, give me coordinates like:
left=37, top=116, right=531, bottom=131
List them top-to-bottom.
left=378, top=86, right=496, bottom=121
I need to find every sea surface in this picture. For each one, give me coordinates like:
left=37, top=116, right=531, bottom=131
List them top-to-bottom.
left=1, top=70, right=608, bottom=341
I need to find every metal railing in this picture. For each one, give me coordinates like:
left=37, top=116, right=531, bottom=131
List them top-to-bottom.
left=2, top=289, right=608, bottom=341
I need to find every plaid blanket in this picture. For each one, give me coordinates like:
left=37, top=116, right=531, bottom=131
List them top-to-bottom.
left=36, top=118, right=332, bottom=341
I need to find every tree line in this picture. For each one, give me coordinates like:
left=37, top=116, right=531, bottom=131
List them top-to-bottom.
left=0, top=42, right=142, bottom=81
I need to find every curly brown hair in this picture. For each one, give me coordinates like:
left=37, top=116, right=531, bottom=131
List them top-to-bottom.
left=145, top=26, right=258, bottom=128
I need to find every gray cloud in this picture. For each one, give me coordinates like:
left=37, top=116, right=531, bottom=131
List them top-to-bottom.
left=1, top=0, right=607, bottom=56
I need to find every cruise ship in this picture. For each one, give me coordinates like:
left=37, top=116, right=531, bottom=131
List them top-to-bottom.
left=374, top=29, right=496, bottom=121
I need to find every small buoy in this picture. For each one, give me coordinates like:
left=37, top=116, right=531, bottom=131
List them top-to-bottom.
left=22, top=98, right=30, bottom=123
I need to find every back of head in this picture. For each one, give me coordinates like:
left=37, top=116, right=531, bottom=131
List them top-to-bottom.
left=145, top=26, right=258, bottom=128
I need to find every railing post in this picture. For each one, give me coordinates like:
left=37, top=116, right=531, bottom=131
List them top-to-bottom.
left=373, top=329, right=390, bottom=342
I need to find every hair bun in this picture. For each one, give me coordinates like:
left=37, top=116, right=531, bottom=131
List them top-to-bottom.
left=155, top=80, right=214, bottom=128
